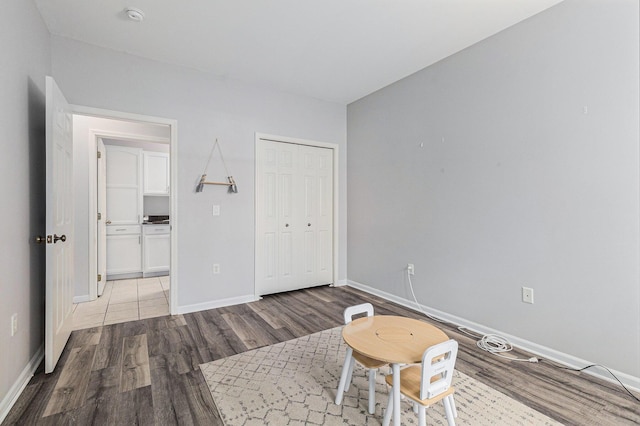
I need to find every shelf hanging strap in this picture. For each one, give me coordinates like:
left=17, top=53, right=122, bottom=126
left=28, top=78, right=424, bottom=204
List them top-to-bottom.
left=196, top=138, right=238, bottom=193
left=202, top=138, right=231, bottom=178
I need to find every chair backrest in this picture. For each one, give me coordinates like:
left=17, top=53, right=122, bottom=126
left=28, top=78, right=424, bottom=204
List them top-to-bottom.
left=343, top=303, right=374, bottom=324
left=420, top=339, right=458, bottom=400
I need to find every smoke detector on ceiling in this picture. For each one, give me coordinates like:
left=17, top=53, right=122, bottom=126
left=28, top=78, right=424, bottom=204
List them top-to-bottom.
left=125, top=7, right=145, bottom=22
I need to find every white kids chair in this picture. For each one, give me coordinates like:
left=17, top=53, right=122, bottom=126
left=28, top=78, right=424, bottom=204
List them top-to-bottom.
left=335, top=303, right=388, bottom=414
left=382, top=339, right=459, bottom=426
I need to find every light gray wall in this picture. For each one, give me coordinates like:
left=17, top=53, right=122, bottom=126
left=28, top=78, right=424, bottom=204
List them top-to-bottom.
left=0, top=0, right=50, bottom=408
left=347, top=0, right=639, bottom=377
left=54, top=37, right=347, bottom=308
left=72, top=116, right=171, bottom=298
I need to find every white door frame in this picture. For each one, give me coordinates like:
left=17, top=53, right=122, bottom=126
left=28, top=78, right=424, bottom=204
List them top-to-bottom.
left=72, top=105, right=179, bottom=314
left=88, top=131, right=167, bottom=300
left=254, top=132, right=339, bottom=299
left=96, top=137, right=106, bottom=296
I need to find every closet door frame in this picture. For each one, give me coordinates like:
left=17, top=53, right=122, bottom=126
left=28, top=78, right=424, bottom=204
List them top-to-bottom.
left=254, top=132, right=339, bottom=298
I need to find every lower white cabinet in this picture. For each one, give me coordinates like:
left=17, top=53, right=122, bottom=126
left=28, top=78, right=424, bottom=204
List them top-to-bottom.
left=106, top=225, right=142, bottom=276
left=142, top=225, right=170, bottom=275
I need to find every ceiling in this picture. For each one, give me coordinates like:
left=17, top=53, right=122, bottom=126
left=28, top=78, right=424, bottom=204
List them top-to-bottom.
left=35, top=0, right=563, bottom=104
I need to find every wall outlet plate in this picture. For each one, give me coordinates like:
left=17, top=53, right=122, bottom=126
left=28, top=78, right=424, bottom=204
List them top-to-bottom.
left=213, top=263, right=220, bottom=274
left=407, top=263, right=415, bottom=275
left=522, top=287, right=534, bottom=304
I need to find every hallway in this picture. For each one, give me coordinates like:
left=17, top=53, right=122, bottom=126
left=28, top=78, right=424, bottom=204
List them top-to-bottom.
left=72, top=276, right=170, bottom=329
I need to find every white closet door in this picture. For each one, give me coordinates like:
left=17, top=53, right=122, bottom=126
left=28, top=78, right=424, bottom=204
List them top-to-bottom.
left=256, top=140, right=333, bottom=296
left=256, top=141, right=277, bottom=291
left=257, top=141, right=299, bottom=294
left=299, top=145, right=333, bottom=287
left=313, top=146, right=334, bottom=285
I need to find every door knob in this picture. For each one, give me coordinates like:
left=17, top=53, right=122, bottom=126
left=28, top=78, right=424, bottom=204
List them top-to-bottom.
left=106, top=220, right=112, bottom=224
left=285, top=223, right=289, bottom=227
left=307, top=223, right=311, bottom=227
left=53, top=234, right=66, bottom=243
left=35, top=236, right=46, bottom=244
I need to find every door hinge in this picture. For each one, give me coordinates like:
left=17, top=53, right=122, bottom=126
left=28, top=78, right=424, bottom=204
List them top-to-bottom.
left=97, top=151, right=102, bottom=159
left=97, top=212, right=102, bottom=221
left=97, top=274, right=102, bottom=282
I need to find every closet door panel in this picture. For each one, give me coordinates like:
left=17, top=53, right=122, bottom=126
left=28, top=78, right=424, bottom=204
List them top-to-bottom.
left=256, top=142, right=279, bottom=291
left=314, top=146, right=334, bottom=285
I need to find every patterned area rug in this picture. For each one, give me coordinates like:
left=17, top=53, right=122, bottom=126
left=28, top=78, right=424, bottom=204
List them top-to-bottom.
left=200, top=327, right=562, bottom=425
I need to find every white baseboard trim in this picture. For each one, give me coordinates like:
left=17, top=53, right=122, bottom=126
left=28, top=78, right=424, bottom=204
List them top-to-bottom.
left=332, top=279, right=348, bottom=287
left=347, top=279, right=640, bottom=392
left=175, top=294, right=258, bottom=315
left=73, top=295, right=91, bottom=304
left=0, top=344, right=44, bottom=424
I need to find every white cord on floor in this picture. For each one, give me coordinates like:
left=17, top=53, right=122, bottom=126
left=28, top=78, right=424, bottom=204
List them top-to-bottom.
left=406, top=270, right=537, bottom=362
left=458, top=328, right=538, bottom=362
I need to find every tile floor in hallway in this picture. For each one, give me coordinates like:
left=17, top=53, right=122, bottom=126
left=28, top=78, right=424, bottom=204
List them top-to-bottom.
left=72, top=275, right=170, bottom=330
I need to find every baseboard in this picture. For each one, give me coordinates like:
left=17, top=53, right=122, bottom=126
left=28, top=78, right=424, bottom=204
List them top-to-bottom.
left=142, top=271, right=170, bottom=278
left=106, top=272, right=143, bottom=281
left=332, top=279, right=348, bottom=287
left=346, top=279, right=640, bottom=392
left=73, top=294, right=91, bottom=304
left=175, top=294, right=258, bottom=315
left=0, top=345, right=44, bottom=424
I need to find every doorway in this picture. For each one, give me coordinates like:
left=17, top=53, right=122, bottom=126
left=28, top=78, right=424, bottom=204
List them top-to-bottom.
left=71, top=108, right=177, bottom=329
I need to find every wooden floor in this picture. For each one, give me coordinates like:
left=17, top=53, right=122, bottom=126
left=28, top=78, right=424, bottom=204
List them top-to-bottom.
left=4, top=286, right=639, bottom=425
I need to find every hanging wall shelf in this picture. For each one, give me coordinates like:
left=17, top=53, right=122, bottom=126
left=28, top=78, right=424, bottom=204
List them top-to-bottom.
left=196, top=138, right=238, bottom=193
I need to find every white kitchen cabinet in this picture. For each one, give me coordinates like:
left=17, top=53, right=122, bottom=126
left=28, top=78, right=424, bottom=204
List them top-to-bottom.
left=106, top=146, right=143, bottom=225
left=143, top=151, right=170, bottom=195
left=106, top=225, right=142, bottom=276
left=142, top=225, right=170, bottom=275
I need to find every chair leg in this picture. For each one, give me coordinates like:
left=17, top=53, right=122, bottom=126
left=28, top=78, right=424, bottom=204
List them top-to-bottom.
left=335, top=347, right=353, bottom=405
left=344, top=356, right=356, bottom=392
left=345, top=356, right=355, bottom=392
left=368, top=368, right=376, bottom=414
left=382, top=389, right=393, bottom=426
left=448, top=395, right=458, bottom=418
left=443, top=396, right=456, bottom=426
left=418, top=405, right=426, bottom=426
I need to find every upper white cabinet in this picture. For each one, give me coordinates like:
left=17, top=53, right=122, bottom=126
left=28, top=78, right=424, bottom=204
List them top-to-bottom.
left=106, top=146, right=143, bottom=225
left=143, top=151, right=170, bottom=195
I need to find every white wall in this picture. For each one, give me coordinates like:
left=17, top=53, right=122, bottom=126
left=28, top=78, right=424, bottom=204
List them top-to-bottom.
left=0, top=0, right=51, bottom=414
left=347, top=0, right=639, bottom=378
left=54, top=37, right=347, bottom=309
left=72, top=115, right=171, bottom=298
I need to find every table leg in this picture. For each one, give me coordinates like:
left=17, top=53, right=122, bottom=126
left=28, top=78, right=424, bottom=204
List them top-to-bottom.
left=392, top=363, right=401, bottom=426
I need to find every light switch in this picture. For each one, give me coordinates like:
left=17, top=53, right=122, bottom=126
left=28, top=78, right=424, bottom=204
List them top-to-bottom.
left=212, top=205, right=220, bottom=216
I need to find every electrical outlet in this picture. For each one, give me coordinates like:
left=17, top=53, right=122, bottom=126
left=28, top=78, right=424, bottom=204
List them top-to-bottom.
left=212, top=205, right=220, bottom=216
left=213, top=263, right=220, bottom=274
left=407, top=263, right=415, bottom=275
left=522, top=287, right=534, bottom=304
left=11, top=313, right=18, bottom=336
